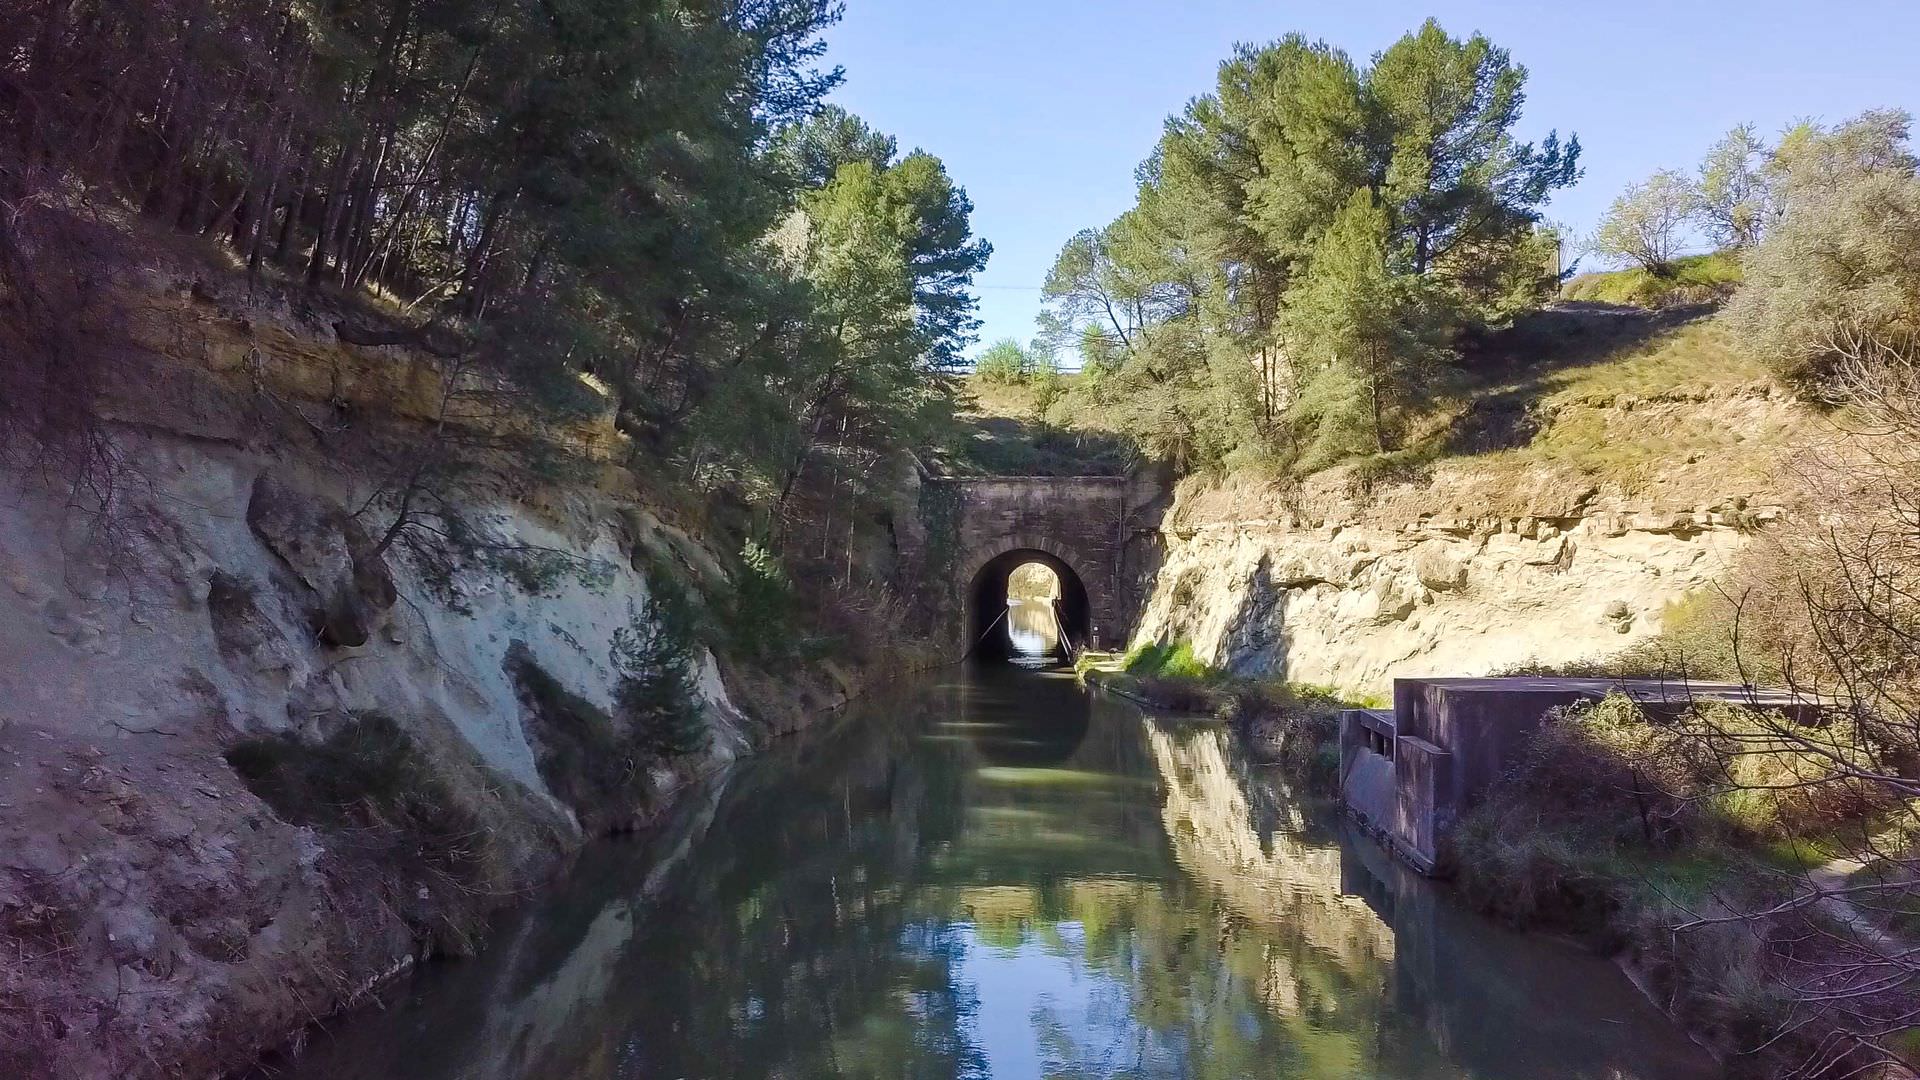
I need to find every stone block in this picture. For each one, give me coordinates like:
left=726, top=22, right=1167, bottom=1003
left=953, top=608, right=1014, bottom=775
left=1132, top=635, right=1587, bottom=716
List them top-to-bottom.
left=1413, top=542, right=1470, bottom=591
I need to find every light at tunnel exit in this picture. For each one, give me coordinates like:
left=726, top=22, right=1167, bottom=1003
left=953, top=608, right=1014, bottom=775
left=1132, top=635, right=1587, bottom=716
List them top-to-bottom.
left=1005, top=561, right=1061, bottom=658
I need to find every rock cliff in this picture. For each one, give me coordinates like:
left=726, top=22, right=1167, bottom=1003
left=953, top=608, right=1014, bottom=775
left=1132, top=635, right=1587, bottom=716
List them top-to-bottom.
left=0, top=283, right=815, bottom=1078
left=1133, top=470, right=1777, bottom=697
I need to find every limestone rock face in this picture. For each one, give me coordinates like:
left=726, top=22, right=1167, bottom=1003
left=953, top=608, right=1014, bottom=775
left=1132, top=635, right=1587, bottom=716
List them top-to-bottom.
left=0, top=430, right=762, bottom=1080
left=244, top=470, right=395, bottom=647
left=1132, top=494, right=1763, bottom=698
left=1412, top=542, right=1471, bottom=592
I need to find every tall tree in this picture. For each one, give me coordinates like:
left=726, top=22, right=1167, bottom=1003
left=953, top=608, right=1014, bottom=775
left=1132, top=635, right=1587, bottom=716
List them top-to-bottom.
left=1039, top=20, right=1578, bottom=474
left=1369, top=20, right=1582, bottom=303
left=774, top=104, right=898, bottom=190
left=1732, top=110, right=1920, bottom=386
left=1696, top=123, right=1774, bottom=249
left=688, top=140, right=988, bottom=527
left=1590, top=170, right=1698, bottom=274
left=1284, top=190, right=1443, bottom=462
left=1039, top=227, right=1147, bottom=354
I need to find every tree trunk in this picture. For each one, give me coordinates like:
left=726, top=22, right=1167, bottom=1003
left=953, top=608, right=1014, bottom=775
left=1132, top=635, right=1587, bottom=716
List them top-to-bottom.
left=275, top=137, right=316, bottom=265
left=460, top=187, right=514, bottom=318
left=1370, top=342, right=1387, bottom=453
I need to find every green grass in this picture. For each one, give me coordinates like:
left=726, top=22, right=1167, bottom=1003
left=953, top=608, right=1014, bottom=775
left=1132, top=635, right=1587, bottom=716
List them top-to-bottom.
left=1563, top=251, right=1745, bottom=308
left=1380, top=308, right=1801, bottom=496
left=1536, top=315, right=1769, bottom=398
left=949, top=374, right=1136, bottom=477
left=1121, top=639, right=1216, bottom=680
left=1290, top=681, right=1387, bottom=710
left=1760, top=835, right=1847, bottom=874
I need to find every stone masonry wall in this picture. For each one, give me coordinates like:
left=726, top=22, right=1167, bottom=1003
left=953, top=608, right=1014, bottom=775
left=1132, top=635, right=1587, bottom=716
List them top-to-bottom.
left=915, top=474, right=1167, bottom=653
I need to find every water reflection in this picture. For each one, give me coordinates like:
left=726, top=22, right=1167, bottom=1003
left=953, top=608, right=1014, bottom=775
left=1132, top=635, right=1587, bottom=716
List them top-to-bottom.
left=1005, top=561, right=1062, bottom=661
left=1005, top=599, right=1061, bottom=659
left=261, top=671, right=1716, bottom=1080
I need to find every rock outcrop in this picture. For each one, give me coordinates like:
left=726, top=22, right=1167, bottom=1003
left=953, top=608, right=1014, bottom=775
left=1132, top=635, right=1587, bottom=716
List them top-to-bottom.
left=0, top=323, right=769, bottom=1078
left=244, top=469, right=397, bottom=647
left=1134, top=477, right=1771, bottom=697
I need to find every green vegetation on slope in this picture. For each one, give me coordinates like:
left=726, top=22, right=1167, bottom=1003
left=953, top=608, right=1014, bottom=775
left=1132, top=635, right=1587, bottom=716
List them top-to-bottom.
left=0, top=6, right=995, bottom=672
left=1048, top=82, right=1920, bottom=1071
left=1562, top=251, right=1745, bottom=307
left=1405, top=307, right=1797, bottom=495
left=946, top=373, right=1137, bottom=477
left=1122, top=639, right=1216, bottom=680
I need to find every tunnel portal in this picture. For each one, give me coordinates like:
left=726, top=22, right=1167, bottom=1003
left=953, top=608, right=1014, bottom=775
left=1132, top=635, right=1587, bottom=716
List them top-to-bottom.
left=909, top=474, right=1163, bottom=661
left=967, top=550, right=1091, bottom=662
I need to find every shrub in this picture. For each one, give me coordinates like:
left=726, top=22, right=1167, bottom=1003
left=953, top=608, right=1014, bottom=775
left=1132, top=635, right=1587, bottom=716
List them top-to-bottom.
left=1727, top=132, right=1919, bottom=388
left=1561, top=251, right=1743, bottom=308
left=974, top=338, right=1041, bottom=384
left=725, top=539, right=795, bottom=662
left=612, top=575, right=707, bottom=760
left=506, top=584, right=708, bottom=830
left=504, top=644, right=648, bottom=822
left=1124, top=673, right=1219, bottom=713
left=1219, top=681, right=1346, bottom=788
left=1452, top=687, right=1901, bottom=1066
left=1459, top=694, right=1885, bottom=871
left=1453, top=695, right=1721, bottom=927
left=1692, top=703, right=1898, bottom=841
left=224, top=713, right=493, bottom=949
left=0, top=881, right=85, bottom=1079
left=1618, top=889, right=1807, bottom=1062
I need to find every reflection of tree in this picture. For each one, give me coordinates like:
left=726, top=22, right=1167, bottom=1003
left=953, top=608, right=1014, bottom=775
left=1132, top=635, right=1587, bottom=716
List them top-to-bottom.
left=271, top=680, right=1711, bottom=1080
left=270, top=687, right=992, bottom=1080
left=606, top=702, right=991, bottom=1080
left=1023, top=879, right=1313, bottom=1080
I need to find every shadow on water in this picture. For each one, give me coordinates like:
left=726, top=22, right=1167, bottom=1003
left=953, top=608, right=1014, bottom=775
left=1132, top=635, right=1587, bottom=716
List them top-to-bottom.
left=255, top=670, right=1718, bottom=1080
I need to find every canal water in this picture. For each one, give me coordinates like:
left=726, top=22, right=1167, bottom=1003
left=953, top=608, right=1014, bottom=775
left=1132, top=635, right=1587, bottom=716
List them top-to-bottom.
left=261, top=669, right=1717, bottom=1080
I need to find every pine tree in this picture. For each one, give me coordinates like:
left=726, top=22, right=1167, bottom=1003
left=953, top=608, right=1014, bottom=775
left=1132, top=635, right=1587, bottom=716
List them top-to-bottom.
left=1284, top=191, right=1442, bottom=464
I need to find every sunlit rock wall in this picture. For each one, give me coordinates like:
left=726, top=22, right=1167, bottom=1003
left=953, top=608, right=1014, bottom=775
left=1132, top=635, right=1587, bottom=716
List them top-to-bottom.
left=1134, top=483, right=1768, bottom=697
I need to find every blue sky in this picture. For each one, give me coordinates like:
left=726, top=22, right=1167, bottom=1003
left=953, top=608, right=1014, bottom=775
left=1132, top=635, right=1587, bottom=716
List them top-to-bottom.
left=819, top=0, right=1920, bottom=361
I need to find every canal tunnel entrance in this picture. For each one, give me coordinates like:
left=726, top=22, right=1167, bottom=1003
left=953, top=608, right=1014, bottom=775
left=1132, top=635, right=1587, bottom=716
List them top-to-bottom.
left=966, top=549, right=1091, bottom=663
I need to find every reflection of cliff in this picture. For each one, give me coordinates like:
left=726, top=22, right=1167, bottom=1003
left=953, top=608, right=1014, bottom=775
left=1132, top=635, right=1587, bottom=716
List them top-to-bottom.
left=274, top=677, right=1718, bottom=1080
left=266, top=696, right=977, bottom=1080
left=1147, top=720, right=1717, bottom=1080
left=1146, top=723, right=1396, bottom=1029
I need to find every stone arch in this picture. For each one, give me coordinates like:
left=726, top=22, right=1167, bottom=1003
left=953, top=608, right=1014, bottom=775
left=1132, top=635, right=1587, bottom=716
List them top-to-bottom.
left=913, top=474, right=1159, bottom=659
left=960, top=532, right=1099, bottom=583
left=964, top=541, right=1099, bottom=662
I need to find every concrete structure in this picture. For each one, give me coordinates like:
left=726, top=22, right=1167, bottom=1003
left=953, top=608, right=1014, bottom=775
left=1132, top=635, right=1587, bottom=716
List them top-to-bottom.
left=915, top=474, right=1164, bottom=658
left=1341, top=677, right=1825, bottom=874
